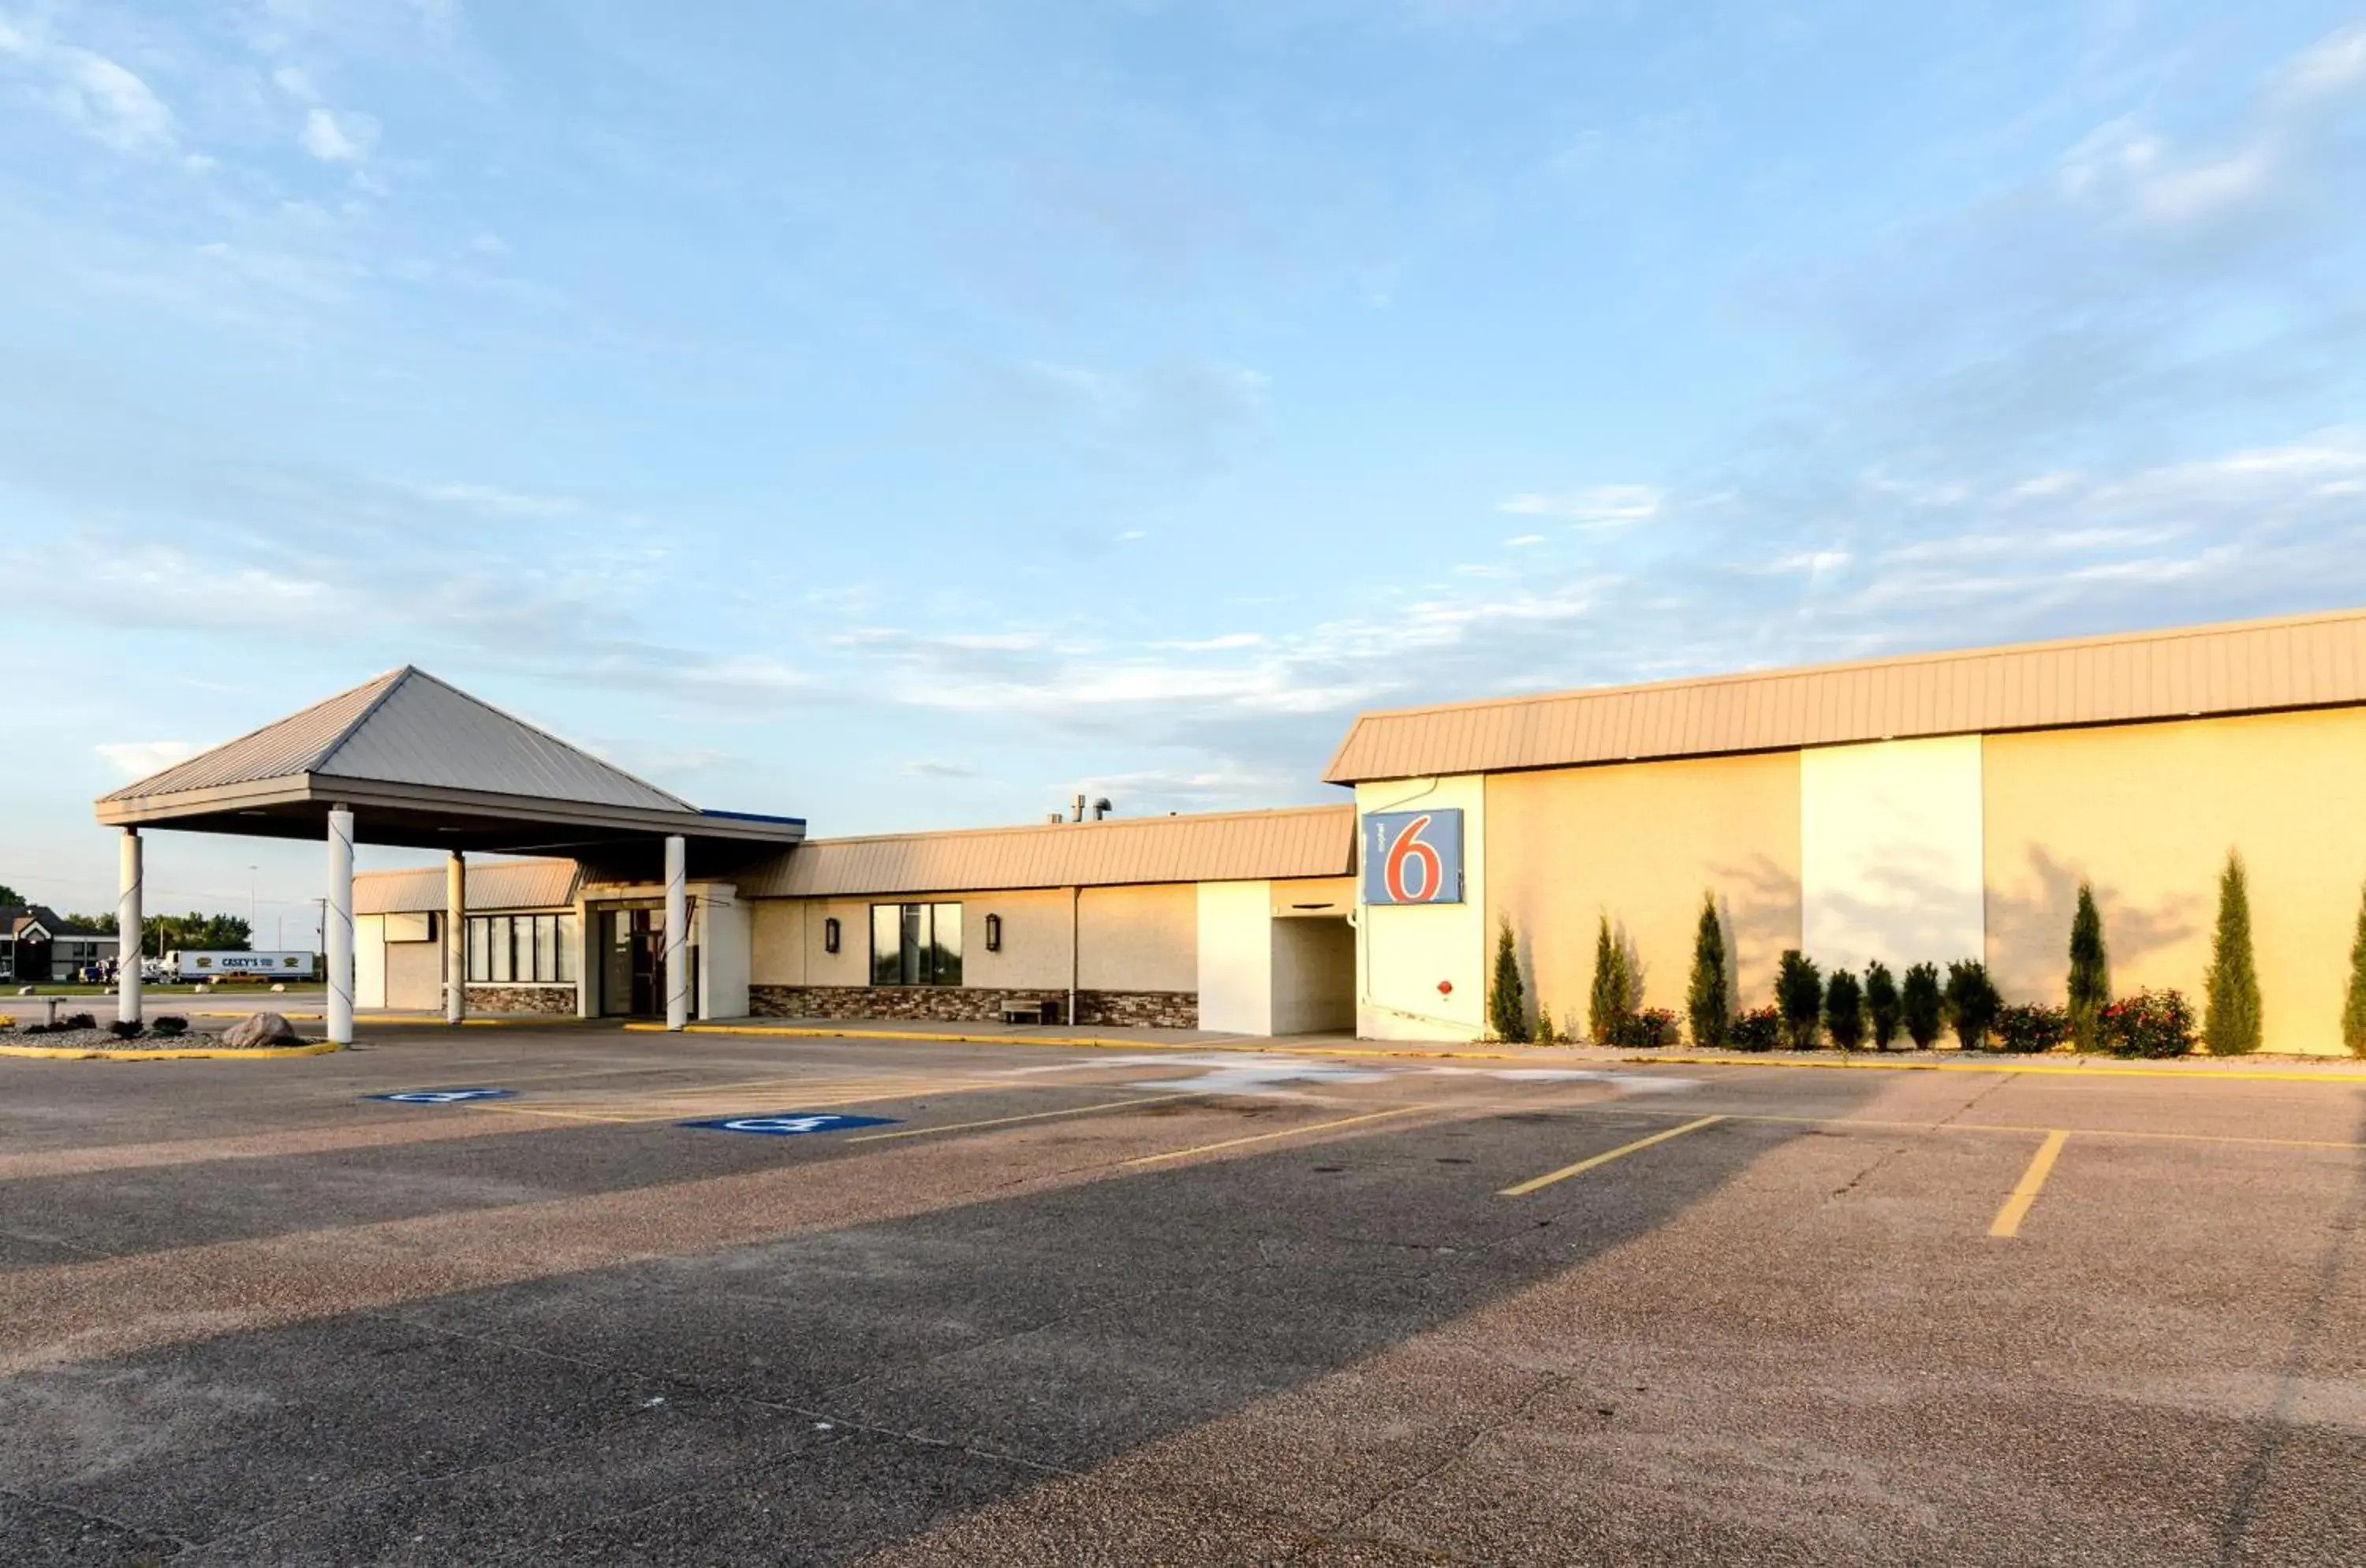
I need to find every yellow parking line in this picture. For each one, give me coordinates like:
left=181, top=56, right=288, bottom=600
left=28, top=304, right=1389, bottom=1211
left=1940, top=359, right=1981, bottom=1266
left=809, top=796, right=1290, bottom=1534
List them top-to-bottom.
left=849, top=1092, right=1199, bottom=1143
left=1125, top=1104, right=1429, bottom=1167
left=1498, top=1114, right=1727, bottom=1197
left=1990, top=1129, right=2070, bottom=1238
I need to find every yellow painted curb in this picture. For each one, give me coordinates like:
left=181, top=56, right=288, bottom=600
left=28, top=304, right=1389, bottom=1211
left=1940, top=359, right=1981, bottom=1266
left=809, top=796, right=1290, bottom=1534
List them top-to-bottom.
left=361, top=1014, right=595, bottom=1028
left=0, top=1041, right=341, bottom=1061
left=1620, top=1053, right=2366, bottom=1085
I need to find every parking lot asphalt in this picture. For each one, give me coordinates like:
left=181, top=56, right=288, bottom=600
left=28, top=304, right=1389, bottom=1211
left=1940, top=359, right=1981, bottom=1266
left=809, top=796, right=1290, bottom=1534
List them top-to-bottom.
left=0, top=1025, right=2359, bottom=1566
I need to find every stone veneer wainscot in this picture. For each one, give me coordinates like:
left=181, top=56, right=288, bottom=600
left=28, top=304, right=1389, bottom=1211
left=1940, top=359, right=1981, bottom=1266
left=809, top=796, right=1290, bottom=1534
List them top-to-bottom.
left=463, top=984, right=579, bottom=1016
left=749, top=985, right=1197, bottom=1030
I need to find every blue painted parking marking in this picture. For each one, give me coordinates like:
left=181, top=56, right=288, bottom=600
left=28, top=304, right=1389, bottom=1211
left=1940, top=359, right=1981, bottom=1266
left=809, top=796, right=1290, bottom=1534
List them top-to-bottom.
left=365, top=1088, right=517, bottom=1104
left=683, top=1112, right=900, bottom=1137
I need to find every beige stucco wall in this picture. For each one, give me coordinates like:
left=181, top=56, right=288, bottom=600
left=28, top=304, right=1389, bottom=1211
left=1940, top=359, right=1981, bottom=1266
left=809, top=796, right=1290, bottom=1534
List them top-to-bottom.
left=1984, top=708, right=2366, bottom=1055
left=1801, top=736, right=1985, bottom=976
left=1486, top=751, right=1802, bottom=1031
left=1357, top=775, right=1489, bottom=1040
left=1197, top=880, right=1273, bottom=1032
left=748, top=883, right=1197, bottom=994
left=1079, top=883, right=1197, bottom=991
left=385, top=932, right=444, bottom=1012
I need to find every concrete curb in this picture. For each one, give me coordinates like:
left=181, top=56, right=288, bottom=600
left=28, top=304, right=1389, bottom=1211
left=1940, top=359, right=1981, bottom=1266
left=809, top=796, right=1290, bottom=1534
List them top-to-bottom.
left=620, top=1021, right=2366, bottom=1082
left=0, top=1041, right=342, bottom=1062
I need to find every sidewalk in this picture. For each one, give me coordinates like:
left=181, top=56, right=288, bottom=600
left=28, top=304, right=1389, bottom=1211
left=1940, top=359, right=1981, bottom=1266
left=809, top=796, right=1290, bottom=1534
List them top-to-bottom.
left=634, top=1015, right=2366, bottom=1080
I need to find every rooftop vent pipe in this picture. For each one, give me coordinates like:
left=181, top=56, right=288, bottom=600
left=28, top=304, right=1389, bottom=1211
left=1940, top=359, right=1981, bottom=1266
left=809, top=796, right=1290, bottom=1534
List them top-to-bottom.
left=1091, top=797, right=1112, bottom=820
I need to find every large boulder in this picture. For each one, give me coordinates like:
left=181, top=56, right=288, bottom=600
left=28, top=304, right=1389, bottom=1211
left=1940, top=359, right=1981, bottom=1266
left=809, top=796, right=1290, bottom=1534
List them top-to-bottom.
left=220, top=1011, right=300, bottom=1048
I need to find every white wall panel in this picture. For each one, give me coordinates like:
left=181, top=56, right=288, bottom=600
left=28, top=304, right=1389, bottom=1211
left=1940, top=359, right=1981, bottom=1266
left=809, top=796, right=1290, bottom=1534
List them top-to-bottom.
left=1801, top=737, right=1984, bottom=975
left=1354, top=775, right=1487, bottom=1041
left=1196, top=880, right=1273, bottom=1035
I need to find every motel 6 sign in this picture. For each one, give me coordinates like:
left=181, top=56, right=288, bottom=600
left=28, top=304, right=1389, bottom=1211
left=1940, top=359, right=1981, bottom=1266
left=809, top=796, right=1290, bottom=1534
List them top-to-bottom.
left=1361, top=808, right=1465, bottom=905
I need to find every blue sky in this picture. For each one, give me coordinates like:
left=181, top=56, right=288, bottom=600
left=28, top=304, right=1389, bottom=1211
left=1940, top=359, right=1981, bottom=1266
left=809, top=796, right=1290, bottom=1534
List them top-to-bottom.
left=6, top=0, right=2365, bottom=933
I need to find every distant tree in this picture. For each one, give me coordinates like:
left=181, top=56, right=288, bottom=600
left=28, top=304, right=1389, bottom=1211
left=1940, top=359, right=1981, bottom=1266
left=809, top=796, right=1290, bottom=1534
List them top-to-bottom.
left=2202, top=851, right=2263, bottom=1056
left=2066, top=880, right=2112, bottom=1053
left=0, top=882, right=24, bottom=907
left=2342, top=883, right=2366, bottom=1060
left=1685, top=893, right=1730, bottom=1047
left=65, top=913, right=118, bottom=935
left=1588, top=914, right=1634, bottom=1043
left=1487, top=919, right=1530, bottom=1043
left=1775, top=950, right=1823, bottom=1050
left=1944, top=960, right=2002, bottom=1051
left=1864, top=961, right=1901, bottom=1051
left=1901, top=962, right=1944, bottom=1049
left=1824, top=968, right=1866, bottom=1051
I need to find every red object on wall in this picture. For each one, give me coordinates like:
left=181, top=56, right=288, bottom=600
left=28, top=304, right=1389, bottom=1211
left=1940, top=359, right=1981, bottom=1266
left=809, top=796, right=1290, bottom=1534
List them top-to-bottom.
left=1437, top=980, right=1454, bottom=996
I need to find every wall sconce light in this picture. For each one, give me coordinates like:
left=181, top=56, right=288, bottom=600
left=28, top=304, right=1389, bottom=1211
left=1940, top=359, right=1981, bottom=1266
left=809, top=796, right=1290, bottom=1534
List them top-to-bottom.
left=985, top=913, right=1002, bottom=952
left=823, top=917, right=841, bottom=954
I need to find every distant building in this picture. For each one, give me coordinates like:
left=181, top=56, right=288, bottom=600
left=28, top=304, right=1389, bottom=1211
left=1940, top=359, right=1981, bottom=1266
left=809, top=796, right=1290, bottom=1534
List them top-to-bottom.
left=0, top=906, right=121, bottom=983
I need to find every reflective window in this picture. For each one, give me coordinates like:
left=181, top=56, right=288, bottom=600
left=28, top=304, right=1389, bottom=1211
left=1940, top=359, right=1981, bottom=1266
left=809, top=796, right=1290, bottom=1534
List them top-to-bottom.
left=869, top=902, right=964, bottom=986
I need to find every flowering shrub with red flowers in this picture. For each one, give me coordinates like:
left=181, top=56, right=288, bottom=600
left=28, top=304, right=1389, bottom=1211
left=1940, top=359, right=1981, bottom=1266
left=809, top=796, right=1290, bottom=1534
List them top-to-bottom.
left=2097, top=988, right=2196, bottom=1058
left=1991, top=1002, right=2072, bottom=1054
left=1728, top=1006, right=1782, bottom=1052
left=1604, top=1007, right=1680, bottom=1048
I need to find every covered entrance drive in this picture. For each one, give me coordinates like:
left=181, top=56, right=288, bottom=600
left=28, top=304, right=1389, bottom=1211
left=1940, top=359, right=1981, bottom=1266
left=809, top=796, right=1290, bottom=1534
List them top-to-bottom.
left=93, top=666, right=802, bottom=1043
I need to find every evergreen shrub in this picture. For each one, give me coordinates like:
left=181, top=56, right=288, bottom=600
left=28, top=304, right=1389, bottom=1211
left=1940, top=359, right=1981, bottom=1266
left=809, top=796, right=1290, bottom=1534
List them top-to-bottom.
left=2202, top=852, right=2263, bottom=1056
left=2066, top=880, right=2111, bottom=1052
left=2343, top=883, right=2366, bottom=1059
left=1685, top=893, right=1730, bottom=1048
left=1487, top=920, right=1530, bottom=1043
left=1775, top=950, right=1823, bottom=1050
left=1864, top=961, right=1901, bottom=1051
left=1943, top=961, right=2001, bottom=1051
left=1901, top=964, right=1943, bottom=1048
left=1824, top=968, right=1866, bottom=1051
left=1992, top=1002, right=2071, bottom=1054
left=1604, top=1007, right=1679, bottom=1048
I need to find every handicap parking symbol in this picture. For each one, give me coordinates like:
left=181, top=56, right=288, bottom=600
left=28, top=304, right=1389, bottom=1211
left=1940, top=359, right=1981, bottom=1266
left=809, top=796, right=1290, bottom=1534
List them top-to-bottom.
left=365, top=1088, right=517, bottom=1104
left=683, top=1112, right=899, bottom=1137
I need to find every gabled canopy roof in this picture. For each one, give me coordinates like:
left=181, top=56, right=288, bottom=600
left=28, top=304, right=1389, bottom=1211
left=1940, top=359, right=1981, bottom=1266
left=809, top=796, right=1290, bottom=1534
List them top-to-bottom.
left=1324, top=607, right=2366, bottom=784
left=95, top=667, right=804, bottom=860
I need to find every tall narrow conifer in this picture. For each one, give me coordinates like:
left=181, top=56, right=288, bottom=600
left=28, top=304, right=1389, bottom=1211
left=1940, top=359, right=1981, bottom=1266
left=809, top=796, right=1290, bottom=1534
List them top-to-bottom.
left=2203, top=851, right=2263, bottom=1056
left=2067, top=879, right=2111, bottom=1053
left=1685, top=893, right=1730, bottom=1047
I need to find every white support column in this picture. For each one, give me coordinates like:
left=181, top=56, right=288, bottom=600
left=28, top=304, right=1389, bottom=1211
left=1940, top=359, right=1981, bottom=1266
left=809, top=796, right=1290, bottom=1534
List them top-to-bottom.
left=327, top=805, right=356, bottom=1045
left=116, top=828, right=142, bottom=1027
left=663, top=834, right=689, bottom=1032
left=446, top=850, right=467, bottom=1025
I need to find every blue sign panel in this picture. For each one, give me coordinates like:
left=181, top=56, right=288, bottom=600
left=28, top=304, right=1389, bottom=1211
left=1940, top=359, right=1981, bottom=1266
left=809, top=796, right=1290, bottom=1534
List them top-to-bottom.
left=1360, top=808, right=1465, bottom=905
left=366, top=1088, right=516, bottom=1104
left=683, top=1112, right=901, bottom=1137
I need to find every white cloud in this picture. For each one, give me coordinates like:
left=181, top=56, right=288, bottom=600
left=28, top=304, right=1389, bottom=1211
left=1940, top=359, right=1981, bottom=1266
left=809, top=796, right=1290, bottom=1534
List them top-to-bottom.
left=0, top=26, right=177, bottom=153
left=272, top=65, right=318, bottom=101
left=300, top=106, right=378, bottom=163
left=417, top=483, right=580, bottom=517
left=1495, top=484, right=1662, bottom=525
left=1504, top=533, right=1545, bottom=547
left=95, top=741, right=196, bottom=779
left=900, top=760, right=979, bottom=778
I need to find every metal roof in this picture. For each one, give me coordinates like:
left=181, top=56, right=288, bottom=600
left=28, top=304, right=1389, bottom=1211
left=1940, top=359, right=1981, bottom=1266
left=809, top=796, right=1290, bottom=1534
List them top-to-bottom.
left=1324, top=607, right=2366, bottom=784
left=102, top=667, right=688, bottom=811
left=92, top=668, right=804, bottom=858
left=737, top=805, right=1357, bottom=898
left=354, top=858, right=582, bottom=915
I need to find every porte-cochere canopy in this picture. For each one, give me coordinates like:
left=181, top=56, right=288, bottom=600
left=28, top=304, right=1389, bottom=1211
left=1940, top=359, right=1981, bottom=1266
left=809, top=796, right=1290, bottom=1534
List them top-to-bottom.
left=95, top=666, right=804, bottom=863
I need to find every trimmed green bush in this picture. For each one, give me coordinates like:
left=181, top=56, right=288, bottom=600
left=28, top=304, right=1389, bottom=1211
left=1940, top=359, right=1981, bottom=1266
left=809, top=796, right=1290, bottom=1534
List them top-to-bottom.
left=2203, top=851, right=2263, bottom=1056
left=2067, top=879, right=2111, bottom=1053
left=2343, top=883, right=2366, bottom=1059
left=1685, top=893, right=1730, bottom=1047
left=1588, top=916, right=1634, bottom=1043
left=1487, top=919, right=1530, bottom=1043
left=1775, top=950, right=1823, bottom=1050
left=1943, top=960, right=2001, bottom=1051
left=1864, top=961, right=1901, bottom=1051
left=1901, top=964, right=1943, bottom=1047
left=1824, top=968, right=1865, bottom=1051
left=2099, top=988, right=2196, bottom=1058
left=1993, top=1002, right=2071, bottom=1054
left=1730, top=1006, right=1782, bottom=1052
left=1604, top=1007, right=1679, bottom=1048
left=150, top=1016, right=190, bottom=1038
left=108, top=1019, right=144, bottom=1040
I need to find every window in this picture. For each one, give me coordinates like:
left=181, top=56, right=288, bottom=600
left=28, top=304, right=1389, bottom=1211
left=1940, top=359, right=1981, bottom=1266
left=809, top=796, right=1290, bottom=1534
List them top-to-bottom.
left=870, top=902, right=962, bottom=986
left=467, top=913, right=579, bottom=984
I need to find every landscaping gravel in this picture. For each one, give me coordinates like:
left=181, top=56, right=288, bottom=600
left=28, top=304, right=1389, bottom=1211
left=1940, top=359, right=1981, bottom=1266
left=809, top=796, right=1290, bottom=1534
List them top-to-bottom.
left=0, top=1026, right=323, bottom=1052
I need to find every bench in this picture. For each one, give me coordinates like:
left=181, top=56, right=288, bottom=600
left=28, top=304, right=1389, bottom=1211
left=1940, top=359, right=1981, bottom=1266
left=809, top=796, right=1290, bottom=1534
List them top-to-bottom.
left=1001, top=999, right=1054, bottom=1026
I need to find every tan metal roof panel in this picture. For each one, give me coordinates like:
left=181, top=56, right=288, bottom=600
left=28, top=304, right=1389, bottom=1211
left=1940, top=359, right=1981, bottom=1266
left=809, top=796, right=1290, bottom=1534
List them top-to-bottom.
left=1324, top=607, right=2366, bottom=783
left=102, top=667, right=689, bottom=812
left=739, top=805, right=1357, bottom=898
left=354, top=857, right=580, bottom=915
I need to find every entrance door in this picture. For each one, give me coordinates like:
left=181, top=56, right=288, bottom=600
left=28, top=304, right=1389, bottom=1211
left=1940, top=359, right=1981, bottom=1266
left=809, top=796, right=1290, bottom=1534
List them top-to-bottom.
left=596, top=909, right=696, bottom=1017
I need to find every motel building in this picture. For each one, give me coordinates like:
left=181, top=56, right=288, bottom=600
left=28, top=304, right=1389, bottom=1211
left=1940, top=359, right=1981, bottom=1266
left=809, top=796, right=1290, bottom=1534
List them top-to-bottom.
left=91, top=607, right=2366, bottom=1055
